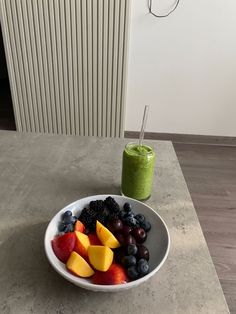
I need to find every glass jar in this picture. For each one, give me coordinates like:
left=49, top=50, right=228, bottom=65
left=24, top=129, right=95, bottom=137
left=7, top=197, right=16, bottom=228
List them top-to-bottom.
left=121, top=142, right=155, bottom=200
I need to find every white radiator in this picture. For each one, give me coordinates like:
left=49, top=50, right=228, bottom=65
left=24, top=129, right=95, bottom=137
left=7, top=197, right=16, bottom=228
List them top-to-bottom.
left=0, top=0, right=131, bottom=137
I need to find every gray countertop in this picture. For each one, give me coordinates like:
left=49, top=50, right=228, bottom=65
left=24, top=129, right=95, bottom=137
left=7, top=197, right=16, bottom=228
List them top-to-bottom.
left=0, top=131, right=229, bottom=314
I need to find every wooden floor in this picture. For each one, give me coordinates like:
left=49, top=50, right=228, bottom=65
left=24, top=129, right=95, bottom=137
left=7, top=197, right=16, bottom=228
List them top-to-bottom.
left=173, top=142, right=236, bottom=314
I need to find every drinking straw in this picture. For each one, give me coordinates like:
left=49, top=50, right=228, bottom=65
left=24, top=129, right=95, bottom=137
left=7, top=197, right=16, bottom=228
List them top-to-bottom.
left=138, top=105, right=149, bottom=146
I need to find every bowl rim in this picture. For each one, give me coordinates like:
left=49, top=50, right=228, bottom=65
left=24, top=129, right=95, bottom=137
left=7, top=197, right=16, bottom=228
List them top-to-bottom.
left=44, top=194, right=170, bottom=291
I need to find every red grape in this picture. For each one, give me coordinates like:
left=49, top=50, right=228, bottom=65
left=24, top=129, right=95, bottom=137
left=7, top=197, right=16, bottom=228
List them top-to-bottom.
left=107, top=219, right=123, bottom=233
left=122, top=225, right=132, bottom=235
left=132, top=227, right=147, bottom=243
left=116, top=233, right=126, bottom=246
left=124, top=234, right=136, bottom=246
left=137, top=245, right=149, bottom=261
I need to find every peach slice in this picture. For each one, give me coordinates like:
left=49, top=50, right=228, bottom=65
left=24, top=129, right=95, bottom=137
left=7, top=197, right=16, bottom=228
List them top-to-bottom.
left=74, top=220, right=85, bottom=233
left=96, top=221, right=120, bottom=249
left=74, top=231, right=90, bottom=257
left=51, top=232, right=76, bottom=263
left=88, top=233, right=102, bottom=246
left=88, top=245, right=114, bottom=272
left=66, top=251, right=94, bottom=277
left=92, top=263, right=128, bottom=285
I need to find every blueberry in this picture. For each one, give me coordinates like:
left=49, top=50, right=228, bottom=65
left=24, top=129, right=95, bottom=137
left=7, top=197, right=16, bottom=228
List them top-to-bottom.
left=123, top=202, right=132, bottom=213
left=62, top=210, right=72, bottom=223
left=62, top=210, right=72, bottom=218
left=119, top=210, right=126, bottom=219
left=123, top=212, right=135, bottom=219
left=135, top=214, right=145, bottom=224
left=67, top=216, right=75, bottom=224
left=72, top=216, right=78, bottom=224
left=123, top=216, right=137, bottom=227
left=140, top=221, right=151, bottom=232
left=58, top=222, right=66, bottom=232
left=58, top=222, right=74, bottom=233
left=64, top=223, right=74, bottom=233
left=127, top=244, right=138, bottom=256
left=122, top=255, right=137, bottom=268
left=138, top=258, right=148, bottom=266
left=137, top=259, right=149, bottom=277
left=127, top=266, right=139, bottom=280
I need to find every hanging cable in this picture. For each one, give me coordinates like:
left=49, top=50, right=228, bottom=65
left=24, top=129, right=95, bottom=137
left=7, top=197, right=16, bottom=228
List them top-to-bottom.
left=148, top=0, right=180, bottom=18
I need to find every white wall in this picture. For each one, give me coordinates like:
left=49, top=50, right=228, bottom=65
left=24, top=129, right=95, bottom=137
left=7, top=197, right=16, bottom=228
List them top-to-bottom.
left=125, top=0, right=236, bottom=136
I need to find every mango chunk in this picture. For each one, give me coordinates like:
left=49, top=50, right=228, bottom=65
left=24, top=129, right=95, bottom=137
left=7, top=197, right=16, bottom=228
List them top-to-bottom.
left=96, top=221, right=120, bottom=249
left=74, top=231, right=90, bottom=257
left=88, top=245, right=114, bottom=272
left=66, top=251, right=94, bottom=277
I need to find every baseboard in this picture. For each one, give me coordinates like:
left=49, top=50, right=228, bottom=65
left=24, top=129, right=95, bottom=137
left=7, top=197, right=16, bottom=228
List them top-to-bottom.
left=124, top=131, right=236, bottom=146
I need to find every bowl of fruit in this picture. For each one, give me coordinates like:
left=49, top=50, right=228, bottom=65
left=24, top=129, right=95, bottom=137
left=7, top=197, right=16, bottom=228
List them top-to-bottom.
left=44, top=195, right=170, bottom=292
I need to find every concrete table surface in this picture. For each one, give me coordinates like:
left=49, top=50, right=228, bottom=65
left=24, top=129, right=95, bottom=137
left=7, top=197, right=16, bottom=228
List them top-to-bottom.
left=0, top=131, right=229, bottom=314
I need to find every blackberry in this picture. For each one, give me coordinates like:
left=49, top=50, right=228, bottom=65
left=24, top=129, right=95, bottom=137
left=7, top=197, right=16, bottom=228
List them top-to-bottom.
left=105, top=196, right=120, bottom=213
left=89, top=200, right=106, bottom=213
left=87, top=207, right=97, bottom=217
left=102, top=207, right=110, bottom=218
left=78, top=208, right=95, bottom=228
left=108, top=212, right=120, bottom=222
left=96, top=213, right=107, bottom=225
left=79, top=214, right=93, bottom=228
left=88, top=221, right=96, bottom=232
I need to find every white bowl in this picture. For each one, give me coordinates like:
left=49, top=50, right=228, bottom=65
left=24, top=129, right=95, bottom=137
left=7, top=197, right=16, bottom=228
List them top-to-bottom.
left=44, top=195, right=170, bottom=292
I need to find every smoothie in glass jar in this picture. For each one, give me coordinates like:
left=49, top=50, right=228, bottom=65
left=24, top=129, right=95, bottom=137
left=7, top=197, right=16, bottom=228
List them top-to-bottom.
left=121, top=142, right=155, bottom=200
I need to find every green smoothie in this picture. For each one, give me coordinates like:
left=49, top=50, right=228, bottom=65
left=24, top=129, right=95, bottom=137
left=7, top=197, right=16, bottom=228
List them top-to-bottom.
left=121, top=143, right=155, bottom=200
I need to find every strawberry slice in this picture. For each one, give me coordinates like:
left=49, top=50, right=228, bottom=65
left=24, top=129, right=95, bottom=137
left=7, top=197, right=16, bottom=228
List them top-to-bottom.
left=74, top=220, right=85, bottom=233
left=51, top=232, right=76, bottom=263
left=88, top=233, right=102, bottom=245
left=92, top=263, right=128, bottom=285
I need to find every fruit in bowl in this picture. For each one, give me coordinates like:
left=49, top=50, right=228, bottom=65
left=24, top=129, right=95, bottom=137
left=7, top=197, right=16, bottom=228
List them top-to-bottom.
left=44, top=195, right=170, bottom=292
left=50, top=196, right=154, bottom=284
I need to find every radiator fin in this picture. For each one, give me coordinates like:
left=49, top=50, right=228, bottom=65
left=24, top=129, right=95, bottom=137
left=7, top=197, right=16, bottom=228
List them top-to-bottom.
left=0, top=0, right=130, bottom=137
